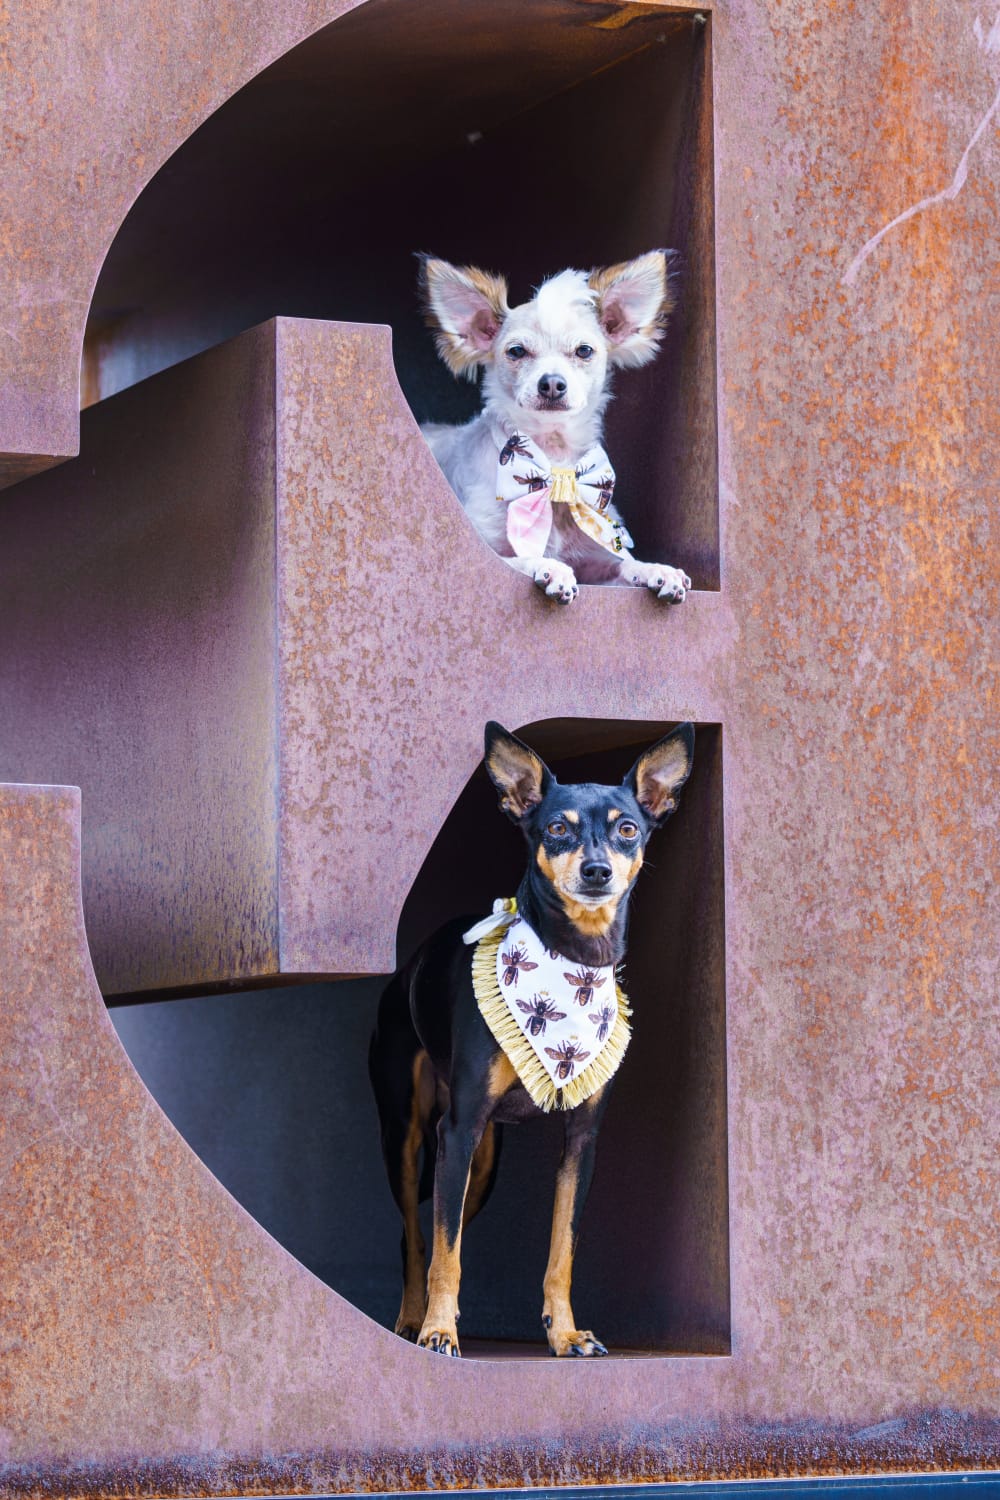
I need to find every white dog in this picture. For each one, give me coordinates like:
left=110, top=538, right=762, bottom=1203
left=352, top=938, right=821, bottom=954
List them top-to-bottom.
left=418, top=251, right=691, bottom=606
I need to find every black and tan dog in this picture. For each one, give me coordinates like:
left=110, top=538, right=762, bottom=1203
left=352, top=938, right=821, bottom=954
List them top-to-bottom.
left=369, top=719, right=694, bottom=1357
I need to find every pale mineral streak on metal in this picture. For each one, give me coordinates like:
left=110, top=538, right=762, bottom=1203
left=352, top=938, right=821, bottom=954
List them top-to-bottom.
left=843, top=10, right=1000, bottom=284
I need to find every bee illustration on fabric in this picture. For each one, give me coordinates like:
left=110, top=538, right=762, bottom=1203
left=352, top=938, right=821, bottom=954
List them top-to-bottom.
left=498, top=434, right=534, bottom=466
left=575, top=463, right=615, bottom=512
left=512, top=470, right=548, bottom=494
left=501, top=944, right=539, bottom=986
left=564, top=968, right=606, bottom=1007
left=516, top=996, right=568, bottom=1037
left=588, top=1004, right=616, bottom=1043
left=544, top=1039, right=591, bottom=1081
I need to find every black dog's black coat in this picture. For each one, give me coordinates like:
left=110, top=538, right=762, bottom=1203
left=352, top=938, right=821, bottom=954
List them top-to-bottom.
left=369, top=720, right=694, bottom=1356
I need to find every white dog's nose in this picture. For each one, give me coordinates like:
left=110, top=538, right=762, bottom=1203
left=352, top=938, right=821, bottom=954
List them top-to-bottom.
left=537, top=373, right=567, bottom=400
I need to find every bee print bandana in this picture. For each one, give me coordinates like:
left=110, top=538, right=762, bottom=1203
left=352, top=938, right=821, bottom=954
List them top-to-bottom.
left=493, top=426, right=634, bottom=560
left=465, top=903, right=631, bottom=1112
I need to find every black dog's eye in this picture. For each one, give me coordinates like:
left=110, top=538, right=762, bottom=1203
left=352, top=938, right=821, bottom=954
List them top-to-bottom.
left=507, top=344, right=528, bottom=360
left=575, top=344, right=594, bottom=360
left=546, top=819, right=567, bottom=837
left=618, top=820, right=639, bottom=839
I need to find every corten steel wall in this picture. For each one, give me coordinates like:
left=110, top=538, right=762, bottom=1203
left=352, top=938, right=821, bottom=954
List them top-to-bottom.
left=0, top=0, right=998, bottom=1496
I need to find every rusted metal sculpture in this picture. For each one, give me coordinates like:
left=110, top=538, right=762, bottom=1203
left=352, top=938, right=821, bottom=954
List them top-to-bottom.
left=0, top=0, right=997, bottom=1491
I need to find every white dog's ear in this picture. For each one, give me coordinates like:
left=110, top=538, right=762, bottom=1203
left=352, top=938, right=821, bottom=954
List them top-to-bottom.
left=588, top=250, right=676, bottom=368
left=418, top=256, right=510, bottom=380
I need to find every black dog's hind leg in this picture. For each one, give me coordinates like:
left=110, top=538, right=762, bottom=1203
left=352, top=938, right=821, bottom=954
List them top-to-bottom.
left=369, top=977, right=436, bottom=1341
left=542, top=1085, right=611, bottom=1357
left=463, top=1120, right=503, bottom=1227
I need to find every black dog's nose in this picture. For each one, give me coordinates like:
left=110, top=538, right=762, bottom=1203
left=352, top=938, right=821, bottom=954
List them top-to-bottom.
left=537, top=373, right=567, bottom=401
left=580, top=860, right=613, bottom=886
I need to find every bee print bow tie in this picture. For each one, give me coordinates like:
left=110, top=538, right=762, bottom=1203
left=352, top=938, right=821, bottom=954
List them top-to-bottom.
left=493, top=429, right=634, bottom=559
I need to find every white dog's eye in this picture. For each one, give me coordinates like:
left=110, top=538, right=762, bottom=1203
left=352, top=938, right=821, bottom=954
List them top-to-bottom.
left=506, top=344, right=528, bottom=360
left=575, top=344, right=595, bottom=359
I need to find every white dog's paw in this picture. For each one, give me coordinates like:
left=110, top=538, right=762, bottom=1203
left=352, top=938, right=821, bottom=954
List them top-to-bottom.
left=533, top=559, right=579, bottom=605
left=622, top=559, right=690, bottom=604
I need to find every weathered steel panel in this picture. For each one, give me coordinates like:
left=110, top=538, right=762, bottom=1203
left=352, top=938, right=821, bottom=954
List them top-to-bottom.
left=0, top=0, right=996, bottom=1489
left=274, top=319, right=725, bottom=975
left=0, top=329, right=281, bottom=994
left=0, top=783, right=996, bottom=1486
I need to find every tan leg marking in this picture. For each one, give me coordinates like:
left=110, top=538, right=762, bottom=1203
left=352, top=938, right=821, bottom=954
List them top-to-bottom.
left=394, top=1049, right=432, bottom=1341
left=487, top=1051, right=517, bottom=1101
left=542, top=1097, right=608, bottom=1357
left=463, top=1121, right=497, bottom=1227
left=420, top=1217, right=467, bottom=1357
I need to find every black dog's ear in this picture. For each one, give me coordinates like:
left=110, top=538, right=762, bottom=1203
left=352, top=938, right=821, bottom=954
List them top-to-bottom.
left=484, top=722, right=553, bottom=822
left=623, top=722, right=694, bottom=824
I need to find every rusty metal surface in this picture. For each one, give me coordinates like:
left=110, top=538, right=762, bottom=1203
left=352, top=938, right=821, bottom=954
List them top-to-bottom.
left=0, top=0, right=997, bottom=1492
left=0, top=0, right=704, bottom=486
left=0, top=0, right=357, bottom=480
left=0, top=317, right=724, bottom=991
left=274, top=318, right=726, bottom=974
left=0, top=328, right=282, bottom=995
left=0, top=769, right=995, bottom=1497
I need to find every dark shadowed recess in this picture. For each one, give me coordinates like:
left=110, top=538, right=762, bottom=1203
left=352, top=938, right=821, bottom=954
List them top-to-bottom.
left=85, top=0, right=719, bottom=585
left=111, top=717, right=728, bottom=1357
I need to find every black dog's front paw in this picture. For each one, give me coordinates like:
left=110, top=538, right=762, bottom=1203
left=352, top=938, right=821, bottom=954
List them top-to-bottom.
left=545, top=1321, right=608, bottom=1357
left=418, top=1325, right=462, bottom=1357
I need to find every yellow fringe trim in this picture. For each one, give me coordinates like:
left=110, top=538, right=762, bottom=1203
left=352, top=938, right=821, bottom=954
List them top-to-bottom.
left=471, top=925, right=632, bottom=1113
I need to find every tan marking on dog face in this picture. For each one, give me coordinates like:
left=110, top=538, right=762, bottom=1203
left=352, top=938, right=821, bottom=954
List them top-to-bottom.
left=607, top=808, right=621, bottom=822
left=563, top=810, right=580, bottom=825
left=538, top=844, right=583, bottom=889
left=537, top=845, right=630, bottom=936
left=609, top=847, right=643, bottom=888
left=558, top=895, right=621, bottom=937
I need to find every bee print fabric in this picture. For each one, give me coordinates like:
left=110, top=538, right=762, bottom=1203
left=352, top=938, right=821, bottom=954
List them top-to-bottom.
left=493, top=424, right=634, bottom=560
left=469, top=908, right=632, bottom=1111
